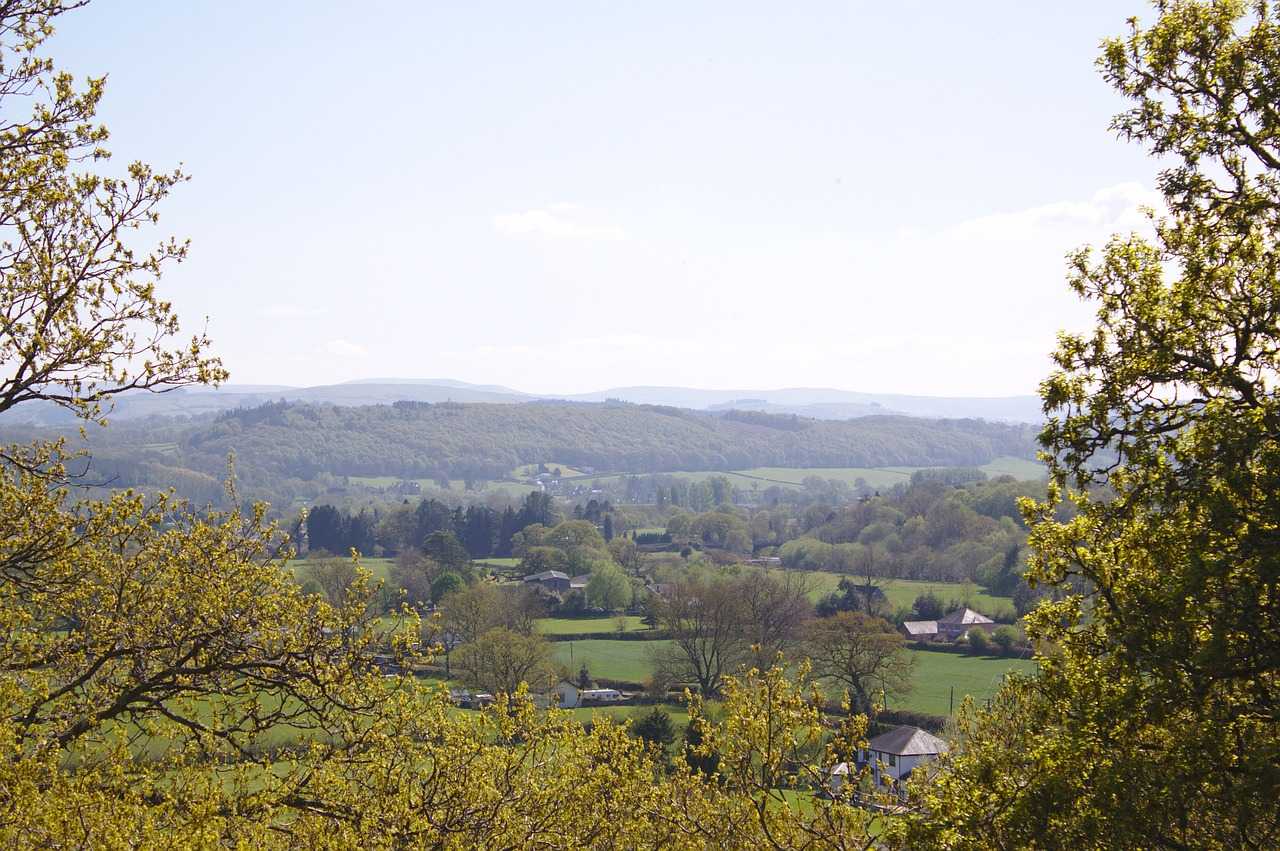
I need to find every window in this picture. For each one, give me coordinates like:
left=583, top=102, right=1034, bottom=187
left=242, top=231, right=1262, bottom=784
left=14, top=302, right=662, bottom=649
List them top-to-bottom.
left=887, top=753, right=897, bottom=767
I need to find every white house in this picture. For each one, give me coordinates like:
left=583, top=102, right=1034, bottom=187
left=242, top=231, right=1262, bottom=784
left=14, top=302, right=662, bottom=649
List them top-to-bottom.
left=554, top=681, right=581, bottom=708
left=553, top=682, right=624, bottom=708
left=859, top=726, right=949, bottom=793
left=828, top=762, right=851, bottom=795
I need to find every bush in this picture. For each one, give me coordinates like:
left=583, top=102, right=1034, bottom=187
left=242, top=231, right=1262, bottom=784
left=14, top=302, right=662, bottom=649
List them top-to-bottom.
left=913, top=591, right=945, bottom=620
left=992, top=625, right=1020, bottom=655
left=967, top=628, right=991, bottom=654
left=631, top=706, right=677, bottom=750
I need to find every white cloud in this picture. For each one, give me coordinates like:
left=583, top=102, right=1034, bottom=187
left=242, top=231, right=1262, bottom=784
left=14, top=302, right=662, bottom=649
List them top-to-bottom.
left=946, top=181, right=1163, bottom=241
left=492, top=205, right=626, bottom=240
left=325, top=339, right=369, bottom=358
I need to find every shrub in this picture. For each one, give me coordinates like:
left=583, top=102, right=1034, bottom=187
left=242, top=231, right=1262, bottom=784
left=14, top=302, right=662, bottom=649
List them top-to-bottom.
left=913, top=591, right=945, bottom=620
left=992, top=625, right=1020, bottom=655
left=967, top=628, right=991, bottom=654
left=631, top=706, right=677, bottom=750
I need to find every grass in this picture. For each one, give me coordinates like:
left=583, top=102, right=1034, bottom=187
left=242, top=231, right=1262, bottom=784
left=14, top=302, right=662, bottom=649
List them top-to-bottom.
left=569, top=456, right=1045, bottom=492
left=513, top=462, right=588, bottom=479
left=476, top=557, right=521, bottom=569
left=797, top=573, right=1014, bottom=617
left=536, top=616, right=648, bottom=635
left=553, top=634, right=1035, bottom=716
left=552, top=639, right=672, bottom=683
left=893, top=650, right=1037, bottom=716
left=565, top=705, right=691, bottom=729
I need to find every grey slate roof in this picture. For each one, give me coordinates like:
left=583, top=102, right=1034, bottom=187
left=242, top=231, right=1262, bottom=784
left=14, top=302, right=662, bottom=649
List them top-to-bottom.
left=524, top=570, right=570, bottom=582
left=938, top=607, right=994, bottom=626
left=902, top=620, right=938, bottom=636
left=867, top=725, right=949, bottom=757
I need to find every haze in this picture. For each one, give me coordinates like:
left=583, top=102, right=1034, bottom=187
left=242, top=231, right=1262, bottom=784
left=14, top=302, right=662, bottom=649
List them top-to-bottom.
left=52, top=1, right=1155, bottom=396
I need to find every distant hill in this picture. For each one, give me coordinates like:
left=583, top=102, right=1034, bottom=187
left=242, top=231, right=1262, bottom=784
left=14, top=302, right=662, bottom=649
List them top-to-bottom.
left=0, top=380, right=1043, bottom=426
left=568, top=386, right=1043, bottom=422
left=18, top=400, right=1040, bottom=502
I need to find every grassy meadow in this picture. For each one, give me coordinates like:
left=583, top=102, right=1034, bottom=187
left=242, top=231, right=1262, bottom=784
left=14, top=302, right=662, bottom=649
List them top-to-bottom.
left=798, top=572, right=1016, bottom=617
left=536, top=616, right=648, bottom=635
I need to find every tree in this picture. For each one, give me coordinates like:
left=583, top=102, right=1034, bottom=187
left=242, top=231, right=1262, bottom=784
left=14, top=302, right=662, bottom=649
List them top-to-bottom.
left=905, top=4, right=1280, bottom=848
left=306, top=504, right=348, bottom=555
left=422, top=529, right=469, bottom=571
left=608, top=535, right=642, bottom=571
left=519, top=545, right=569, bottom=576
left=387, top=550, right=439, bottom=612
left=300, top=557, right=362, bottom=606
left=585, top=561, right=632, bottom=612
left=736, top=568, right=812, bottom=669
left=430, top=570, right=464, bottom=603
left=651, top=576, right=748, bottom=697
left=437, top=582, right=500, bottom=645
left=912, top=591, right=945, bottom=621
left=803, top=612, right=914, bottom=716
left=992, top=625, right=1020, bottom=655
left=965, top=627, right=990, bottom=655
left=454, top=628, right=558, bottom=696
left=577, top=663, right=592, bottom=689
left=631, top=706, right=676, bottom=751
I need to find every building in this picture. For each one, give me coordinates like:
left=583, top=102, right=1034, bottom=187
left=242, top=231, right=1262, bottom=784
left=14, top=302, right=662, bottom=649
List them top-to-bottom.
left=523, top=570, right=571, bottom=595
left=569, top=574, right=590, bottom=591
left=901, top=607, right=996, bottom=642
left=936, top=607, right=996, bottom=641
left=901, top=620, right=940, bottom=641
left=553, top=681, right=625, bottom=708
left=858, top=726, right=949, bottom=793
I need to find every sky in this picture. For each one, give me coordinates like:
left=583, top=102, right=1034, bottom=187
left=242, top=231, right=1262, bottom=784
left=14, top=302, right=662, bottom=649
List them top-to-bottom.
left=51, top=0, right=1160, bottom=397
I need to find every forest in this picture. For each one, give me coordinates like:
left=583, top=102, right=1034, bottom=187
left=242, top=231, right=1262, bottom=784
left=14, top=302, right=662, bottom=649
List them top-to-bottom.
left=0, top=398, right=1039, bottom=506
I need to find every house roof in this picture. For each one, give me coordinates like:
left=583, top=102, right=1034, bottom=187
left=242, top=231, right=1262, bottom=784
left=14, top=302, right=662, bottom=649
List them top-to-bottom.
left=525, top=570, right=570, bottom=582
left=570, top=574, right=590, bottom=587
left=938, top=607, right=994, bottom=626
left=902, top=620, right=938, bottom=636
left=868, top=725, right=949, bottom=756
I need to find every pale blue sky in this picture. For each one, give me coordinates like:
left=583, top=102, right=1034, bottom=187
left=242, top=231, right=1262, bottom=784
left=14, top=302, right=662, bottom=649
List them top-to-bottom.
left=53, top=1, right=1157, bottom=395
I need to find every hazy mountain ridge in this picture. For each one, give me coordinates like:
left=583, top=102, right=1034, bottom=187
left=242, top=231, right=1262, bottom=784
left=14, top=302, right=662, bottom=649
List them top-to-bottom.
left=0, top=379, right=1043, bottom=425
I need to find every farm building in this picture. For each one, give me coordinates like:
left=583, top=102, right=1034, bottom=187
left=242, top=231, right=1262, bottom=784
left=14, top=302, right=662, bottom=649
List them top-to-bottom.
left=523, top=570, right=571, bottom=594
left=901, top=607, right=996, bottom=642
left=554, top=682, right=625, bottom=708
left=857, top=725, right=949, bottom=794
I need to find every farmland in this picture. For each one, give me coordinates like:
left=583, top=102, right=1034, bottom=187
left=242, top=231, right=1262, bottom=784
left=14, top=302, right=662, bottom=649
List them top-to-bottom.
left=568, top=455, right=1046, bottom=492
left=798, top=573, right=1016, bottom=616
left=536, top=616, right=648, bottom=635
left=548, top=635, right=1033, bottom=718
left=551, top=639, right=674, bottom=683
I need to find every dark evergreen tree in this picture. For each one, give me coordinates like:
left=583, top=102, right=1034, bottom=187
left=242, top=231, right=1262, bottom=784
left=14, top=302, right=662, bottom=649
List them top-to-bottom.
left=305, top=505, right=348, bottom=555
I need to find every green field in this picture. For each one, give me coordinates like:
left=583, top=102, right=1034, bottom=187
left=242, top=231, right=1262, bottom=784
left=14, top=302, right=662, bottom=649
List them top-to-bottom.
left=572, top=456, right=1046, bottom=492
left=513, top=462, right=589, bottom=479
left=475, top=557, right=521, bottom=569
left=798, top=573, right=1015, bottom=617
left=537, top=616, right=648, bottom=635
left=551, top=635, right=1034, bottom=717
left=552, top=639, right=672, bottom=683
left=897, top=650, right=1037, bottom=715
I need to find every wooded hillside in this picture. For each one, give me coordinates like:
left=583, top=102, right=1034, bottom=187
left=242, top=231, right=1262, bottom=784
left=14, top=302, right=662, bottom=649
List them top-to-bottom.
left=20, top=400, right=1038, bottom=493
